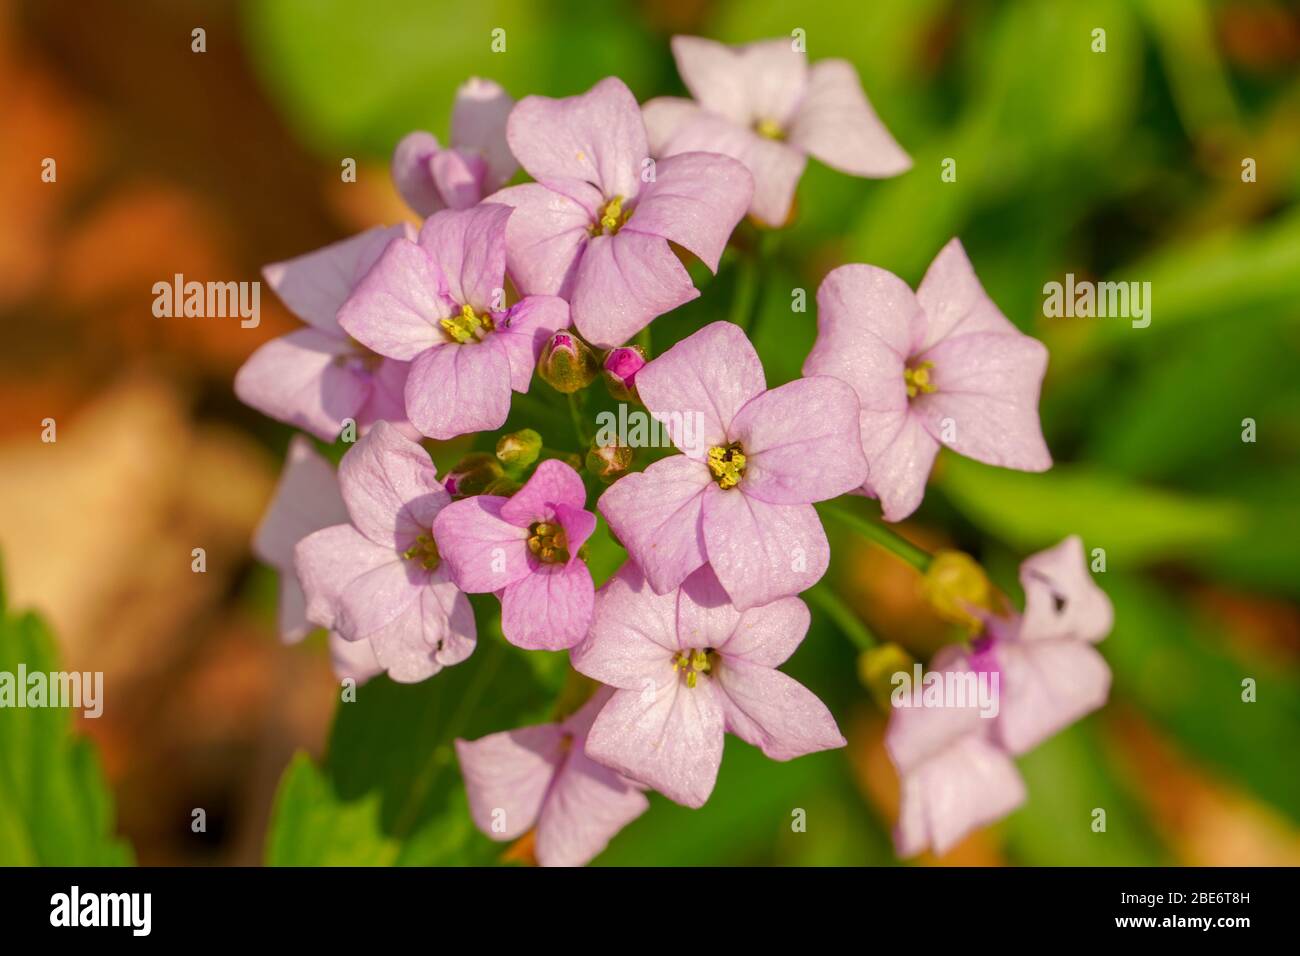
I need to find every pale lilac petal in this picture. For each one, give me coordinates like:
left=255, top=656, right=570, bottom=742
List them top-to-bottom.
left=672, top=36, right=807, bottom=128
left=787, top=59, right=911, bottom=177
left=506, top=76, right=647, bottom=202
left=450, top=77, right=517, bottom=190
left=641, top=97, right=700, bottom=154
left=651, top=109, right=805, bottom=228
left=391, top=131, right=443, bottom=217
left=430, top=148, right=488, bottom=211
left=624, top=151, right=753, bottom=272
left=490, top=183, right=591, bottom=297
left=417, top=203, right=510, bottom=311
left=263, top=225, right=407, bottom=332
left=570, top=231, right=698, bottom=349
left=337, top=237, right=450, bottom=360
left=915, top=238, right=1020, bottom=350
left=803, top=263, right=923, bottom=385
left=494, top=294, right=569, bottom=392
left=635, top=320, right=767, bottom=456
left=233, top=329, right=369, bottom=441
left=915, top=331, right=1051, bottom=471
left=404, top=339, right=513, bottom=440
left=355, top=358, right=413, bottom=433
left=728, top=376, right=867, bottom=505
left=858, top=408, right=941, bottom=522
left=336, top=421, right=448, bottom=550
left=252, top=436, right=347, bottom=574
left=597, top=456, right=710, bottom=595
left=499, top=458, right=587, bottom=527
left=702, top=492, right=829, bottom=611
left=432, top=495, right=531, bottom=592
left=555, top=503, right=597, bottom=558
left=293, top=524, right=420, bottom=640
left=1019, top=536, right=1113, bottom=644
left=571, top=562, right=681, bottom=689
left=500, top=563, right=595, bottom=650
left=674, top=564, right=741, bottom=652
left=363, top=575, right=476, bottom=683
left=713, top=595, right=811, bottom=668
left=328, top=631, right=383, bottom=685
left=994, top=638, right=1112, bottom=755
left=883, top=645, right=984, bottom=775
left=714, top=660, right=845, bottom=760
left=584, top=680, right=726, bottom=808
left=456, top=724, right=565, bottom=840
left=894, top=734, right=1026, bottom=857
left=535, top=742, right=649, bottom=867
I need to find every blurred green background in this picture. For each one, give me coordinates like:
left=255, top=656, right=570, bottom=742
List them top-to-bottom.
left=2, top=0, right=1297, bottom=866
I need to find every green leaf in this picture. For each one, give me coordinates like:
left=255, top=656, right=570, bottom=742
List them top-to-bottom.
left=936, top=455, right=1246, bottom=566
left=0, top=572, right=133, bottom=865
left=265, top=633, right=553, bottom=865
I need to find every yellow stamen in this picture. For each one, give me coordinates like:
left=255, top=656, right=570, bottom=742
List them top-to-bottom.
left=755, top=117, right=784, bottom=140
left=591, top=196, right=630, bottom=236
left=440, top=303, right=495, bottom=344
left=904, top=360, right=937, bottom=399
left=707, top=443, right=747, bottom=489
left=528, top=520, right=569, bottom=565
left=401, top=532, right=441, bottom=571
left=672, top=648, right=715, bottom=688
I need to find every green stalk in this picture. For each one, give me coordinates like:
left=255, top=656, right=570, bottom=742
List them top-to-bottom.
left=817, top=501, right=933, bottom=571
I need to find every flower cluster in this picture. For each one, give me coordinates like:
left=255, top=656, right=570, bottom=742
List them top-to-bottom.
left=242, top=36, right=1111, bottom=865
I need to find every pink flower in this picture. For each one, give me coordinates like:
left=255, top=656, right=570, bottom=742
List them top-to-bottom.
left=643, top=36, right=911, bottom=227
left=392, top=77, right=517, bottom=216
left=490, top=77, right=753, bottom=348
left=336, top=203, right=569, bottom=440
left=235, top=225, right=418, bottom=441
left=803, top=238, right=1052, bottom=522
left=599, top=321, right=867, bottom=611
left=293, top=422, right=476, bottom=683
left=249, top=436, right=382, bottom=686
left=433, top=459, right=597, bottom=650
left=885, top=535, right=1112, bottom=856
left=571, top=562, right=845, bottom=808
left=455, top=687, right=648, bottom=867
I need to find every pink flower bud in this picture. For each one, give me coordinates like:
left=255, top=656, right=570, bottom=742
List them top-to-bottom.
left=602, top=345, right=647, bottom=400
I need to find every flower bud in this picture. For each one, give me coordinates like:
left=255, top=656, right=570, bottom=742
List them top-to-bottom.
left=538, top=330, right=599, bottom=394
left=602, top=345, right=647, bottom=400
left=496, top=428, right=542, bottom=470
left=586, top=441, right=634, bottom=483
left=443, top=452, right=503, bottom=498
left=482, top=475, right=521, bottom=497
left=920, top=549, right=999, bottom=632
left=857, top=643, right=916, bottom=713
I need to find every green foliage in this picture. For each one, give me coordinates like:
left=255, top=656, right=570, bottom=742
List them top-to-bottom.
left=0, top=572, right=133, bottom=865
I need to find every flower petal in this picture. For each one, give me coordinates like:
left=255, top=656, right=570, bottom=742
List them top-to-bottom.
left=671, top=36, right=807, bottom=128
left=787, top=59, right=911, bottom=177
left=450, top=76, right=517, bottom=190
left=506, top=76, right=647, bottom=202
left=391, top=131, right=443, bottom=217
left=430, top=148, right=488, bottom=211
left=624, top=151, right=753, bottom=273
left=490, top=183, right=591, bottom=297
left=417, top=203, right=510, bottom=312
left=263, top=225, right=408, bottom=332
left=570, top=231, right=698, bottom=348
left=337, top=237, right=450, bottom=361
left=915, top=238, right=1020, bottom=350
left=495, top=294, right=569, bottom=393
left=636, top=320, right=766, bottom=456
left=233, top=328, right=369, bottom=441
left=916, top=331, right=1051, bottom=471
left=404, top=338, right=513, bottom=440
left=355, top=357, right=414, bottom=434
left=729, top=376, right=867, bottom=505
left=860, top=408, right=940, bottom=522
left=337, top=421, right=448, bottom=550
left=252, top=436, right=347, bottom=573
left=597, top=456, right=710, bottom=595
left=499, top=458, right=587, bottom=527
left=702, top=493, right=828, bottom=610
left=432, top=495, right=532, bottom=592
left=555, top=503, right=598, bottom=559
left=293, top=524, right=420, bottom=640
left=1019, top=536, right=1113, bottom=644
left=500, top=562, right=595, bottom=650
left=571, top=562, right=681, bottom=692
left=364, top=575, right=476, bottom=683
left=714, top=595, right=811, bottom=668
left=328, top=631, right=384, bottom=685
left=994, top=638, right=1111, bottom=755
left=715, top=659, right=845, bottom=760
left=583, top=681, right=725, bottom=808
left=456, top=723, right=565, bottom=840
left=536, top=742, right=649, bottom=867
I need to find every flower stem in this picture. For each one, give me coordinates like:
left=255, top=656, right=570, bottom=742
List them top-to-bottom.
left=728, top=252, right=761, bottom=332
left=567, top=391, right=591, bottom=447
left=817, top=501, right=933, bottom=571
left=807, top=583, right=877, bottom=650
